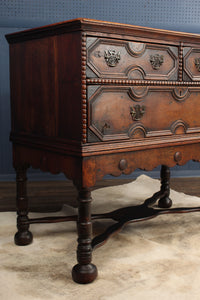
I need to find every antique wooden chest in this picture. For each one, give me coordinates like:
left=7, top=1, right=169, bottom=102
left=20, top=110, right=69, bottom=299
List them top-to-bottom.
left=6, top=18, right=200, bottom=284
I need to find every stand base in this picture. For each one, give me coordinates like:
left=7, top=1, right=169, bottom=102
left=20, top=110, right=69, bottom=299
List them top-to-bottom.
left=16, top=188, right=200, bottom=283
left=26, top=189, right=200, bottom=251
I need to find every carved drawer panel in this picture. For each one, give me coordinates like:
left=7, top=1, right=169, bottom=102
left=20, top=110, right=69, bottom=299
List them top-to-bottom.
left=86, top=37, right=178, bottom=80
left=183, top=47, right=200, bottom=81
left=87, top=85, right=200, bottom=142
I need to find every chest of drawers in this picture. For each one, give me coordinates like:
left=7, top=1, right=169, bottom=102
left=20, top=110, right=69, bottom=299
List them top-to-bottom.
left=6, top=18, right=200, bottom=284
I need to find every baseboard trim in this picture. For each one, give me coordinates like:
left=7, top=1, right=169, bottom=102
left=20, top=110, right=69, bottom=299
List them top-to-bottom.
left=1, top=169, right=200, bottom=182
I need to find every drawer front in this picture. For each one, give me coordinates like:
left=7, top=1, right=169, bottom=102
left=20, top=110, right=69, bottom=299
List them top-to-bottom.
left=86, top=37, right=178, bottom=80
left=183, top=47, right=200, bottom=81
left=87, top=85, right=200, bottom=142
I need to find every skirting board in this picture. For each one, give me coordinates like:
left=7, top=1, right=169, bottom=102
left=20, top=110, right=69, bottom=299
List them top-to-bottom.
left=1, top=169, right=200, bottom=182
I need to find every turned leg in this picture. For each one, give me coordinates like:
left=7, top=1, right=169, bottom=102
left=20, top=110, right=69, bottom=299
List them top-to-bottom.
left=14, top=165, right=33, bottom=246
left=158, top=165, right=172, bottom=208
left=72, top=188, right=97, bottom=284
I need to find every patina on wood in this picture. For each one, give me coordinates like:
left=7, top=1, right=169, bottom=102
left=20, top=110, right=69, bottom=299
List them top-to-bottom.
left=5, top=18, right=200, bottom=284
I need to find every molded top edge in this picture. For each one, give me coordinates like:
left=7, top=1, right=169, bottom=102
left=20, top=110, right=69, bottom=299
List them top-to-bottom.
left=5, top=18, right=200, bottom=44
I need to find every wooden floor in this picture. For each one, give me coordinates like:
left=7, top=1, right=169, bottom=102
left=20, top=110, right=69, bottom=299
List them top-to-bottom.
left=0, top=177, right=200, bottom=212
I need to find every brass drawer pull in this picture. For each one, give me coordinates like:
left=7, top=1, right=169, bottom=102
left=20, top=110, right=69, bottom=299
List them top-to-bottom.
left=104, top=50, right=121, bottom=67
left=150, top=54, right=164, bottom=70
left=194, top=57, right=200, bottom=71
left=130, top=105, right=145, bottom=121
left=101, top=123, right=110, bottom=134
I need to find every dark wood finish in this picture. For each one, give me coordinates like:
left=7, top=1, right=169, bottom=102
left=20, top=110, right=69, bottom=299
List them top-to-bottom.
left=5, top=18, right=200, bottom=284
left=87, top=37, right=178, bottom=80
left=87, top=86, right=200, bottom=142
left=14, top=165, right=33, bottom=246
left=158, top=165, right=172, bottom=208
left=7, top=183, right=200, bottom=252
left=72, top=188, right=97, bottom=284
left=91, top=195, right=200, bottom=250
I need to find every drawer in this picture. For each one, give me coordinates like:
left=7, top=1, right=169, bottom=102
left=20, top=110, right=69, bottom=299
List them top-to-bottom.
left=86, top=37, right=178, bottom=80
left=183, top=47, right=200, bottom=81
left=87, top=85, right=200, bottom=142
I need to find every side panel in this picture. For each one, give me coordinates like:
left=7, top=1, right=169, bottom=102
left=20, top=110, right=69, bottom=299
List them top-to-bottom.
left=9, top=31, right=82, bottom=142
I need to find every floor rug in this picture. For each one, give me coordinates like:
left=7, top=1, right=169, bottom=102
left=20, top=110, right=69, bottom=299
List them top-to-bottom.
left=1, top=175, right=200, bottom=300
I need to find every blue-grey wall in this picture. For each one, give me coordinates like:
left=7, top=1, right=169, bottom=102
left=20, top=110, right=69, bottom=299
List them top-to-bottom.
left=1, top=0, right=200, bottom=181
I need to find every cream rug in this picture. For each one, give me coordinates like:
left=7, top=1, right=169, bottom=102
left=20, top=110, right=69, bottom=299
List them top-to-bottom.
left=1, top=175, right=200, bottom=300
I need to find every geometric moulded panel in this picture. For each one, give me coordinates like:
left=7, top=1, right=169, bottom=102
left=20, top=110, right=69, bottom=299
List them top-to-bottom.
left=87, top=37, right=178, bottom=80
left=184, top=48, right=200, bottom=81
left=88, top=86, right=200, bottom=142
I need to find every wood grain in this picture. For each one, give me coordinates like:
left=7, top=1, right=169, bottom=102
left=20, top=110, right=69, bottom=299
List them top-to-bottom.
left=6, top=18, right=200, bottom=283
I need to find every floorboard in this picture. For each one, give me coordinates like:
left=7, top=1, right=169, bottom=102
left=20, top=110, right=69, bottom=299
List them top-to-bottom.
left=0, top=178, right=199, bottom=212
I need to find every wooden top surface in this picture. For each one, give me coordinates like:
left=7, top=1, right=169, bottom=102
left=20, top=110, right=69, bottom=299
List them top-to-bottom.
left=5, top=18, right=200, bottom=44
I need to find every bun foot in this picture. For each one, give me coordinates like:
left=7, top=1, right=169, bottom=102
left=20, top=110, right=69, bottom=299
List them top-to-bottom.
left=158, top=196, right=172, bottom=208
left=14, top=231, right=33, bottom=246
left=72, top=263, right=98, bottom=284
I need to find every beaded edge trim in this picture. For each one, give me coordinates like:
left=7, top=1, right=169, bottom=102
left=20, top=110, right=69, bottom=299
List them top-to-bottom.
left=81, top=33, right=87, bottom=143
